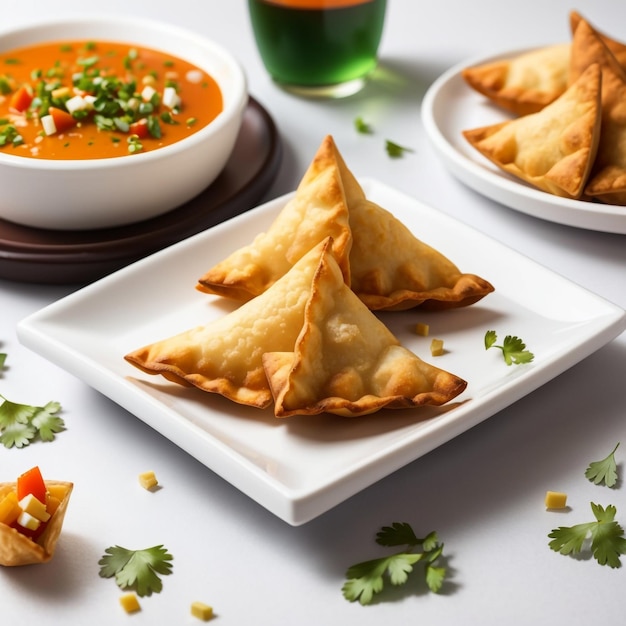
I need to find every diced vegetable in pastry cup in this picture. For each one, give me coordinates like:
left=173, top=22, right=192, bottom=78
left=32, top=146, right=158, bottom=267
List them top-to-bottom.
left=0, top=480, right=73, bottom=566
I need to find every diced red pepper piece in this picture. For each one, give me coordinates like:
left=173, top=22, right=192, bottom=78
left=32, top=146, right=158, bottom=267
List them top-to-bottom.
left=9, top=85, right=33, bottom=113
left=48, top=106, right=76, bottom=134
left=129, top=118, right=149, bottom=139
left=16, top=466, right=47, bottom=504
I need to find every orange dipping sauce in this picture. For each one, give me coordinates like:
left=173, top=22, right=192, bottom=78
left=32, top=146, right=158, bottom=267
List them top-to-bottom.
left=0, top=40, right=223, bottom=160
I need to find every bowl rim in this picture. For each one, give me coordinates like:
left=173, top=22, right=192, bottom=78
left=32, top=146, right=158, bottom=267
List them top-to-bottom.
left=0, top=14, right=248, bottom=170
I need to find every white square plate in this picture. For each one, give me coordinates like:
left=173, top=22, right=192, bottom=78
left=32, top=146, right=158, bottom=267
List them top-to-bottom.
left=17, top=179, right=626, bottom=525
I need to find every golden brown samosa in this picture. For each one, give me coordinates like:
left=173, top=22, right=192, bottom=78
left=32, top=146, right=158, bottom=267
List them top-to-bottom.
left=463, top=63, right=602, bottom=199
left=197, top=136, right=493, bottom=312
left=126, top=239, right=467, bottom=417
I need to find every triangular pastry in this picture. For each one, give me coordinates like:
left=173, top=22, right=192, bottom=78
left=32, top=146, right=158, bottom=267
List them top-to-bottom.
left=570, top=10, right=626, bottom=71
left=570, top=17, right=626, bottom=205
left=462, top=43, right=571, bottom=115
left=463, top=62, right=602, bottom=199
left=198, top=135, right=494, bottom=312
left=196, top=136, right=352, bottom=301
left=125, top=239, right=328, bottom=409
left=126, top=239, right=467, bottom=417
left=262, top=240, right=467, bottom=417
left=0, top=481, right=73, bottom=566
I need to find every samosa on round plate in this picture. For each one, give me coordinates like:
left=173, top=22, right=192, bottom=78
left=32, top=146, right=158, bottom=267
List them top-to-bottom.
left=463, top=62, right=602, bottom=200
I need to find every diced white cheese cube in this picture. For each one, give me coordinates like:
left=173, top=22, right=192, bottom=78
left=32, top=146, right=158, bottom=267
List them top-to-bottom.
left=141, top=85, right=157, bottom=102
left=162, top=86, right=181, bottom=110
left=65, top=95, right=87, bottom=115
left=41, top=114, right=57, bottom=136
left=17, top=511, right=41, bottom=531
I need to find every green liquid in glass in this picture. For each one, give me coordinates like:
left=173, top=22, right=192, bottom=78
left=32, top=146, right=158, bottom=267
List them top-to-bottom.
left=249, top=0, right=387, bottom=88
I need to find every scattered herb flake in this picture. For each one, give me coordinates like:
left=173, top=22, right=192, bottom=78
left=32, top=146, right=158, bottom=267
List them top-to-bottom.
left=354, top=116, right=373, bottom=134
left=385, top=139, right=413, bottom=158
left=484, top=330, right=534, bottom=366
left=585, top=442, right=620, bottom=488
left=548, top=503, right=626, bottom=568
left=342, top=522, right=446, bottom=605
left=99, top=545, right=174, bottom=597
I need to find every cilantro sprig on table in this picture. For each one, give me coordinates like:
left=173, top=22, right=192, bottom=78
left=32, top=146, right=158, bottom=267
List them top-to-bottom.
left=484, top=330, right=534, bottom=365
left=0, top=393, right=65, bottom=449
left=585, top=442, right=620, bottom=487
left=548, top=503, right=626, bottom=568
left=342, top=522, right=446, bottom=605
left=99, top=545, right=174, bottom=597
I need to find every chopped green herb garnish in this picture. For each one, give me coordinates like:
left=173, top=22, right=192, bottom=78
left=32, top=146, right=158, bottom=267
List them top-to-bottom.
left=160, top=111, right=178, bottom=125
left=354, top=116, right=372, bottom=134
left=0, top=123, right=24, bottom=147
left=127, top=134, right=143, bottom=153
left=385, top=139, right=413, bottom=158
left=484, top=330, right=534, bottom=365
left=0, top=393, right=65, bottom=449
left=585, top=442, right=620, bottom=487
left=548, top=503, right=626, bottom=568
left=343, top=522, right=447, bottom=605
left=99, top=545, right=174, bottom=596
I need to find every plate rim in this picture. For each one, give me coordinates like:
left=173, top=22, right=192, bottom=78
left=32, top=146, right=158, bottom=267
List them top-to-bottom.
left=421, top=46, right=626, bottom=234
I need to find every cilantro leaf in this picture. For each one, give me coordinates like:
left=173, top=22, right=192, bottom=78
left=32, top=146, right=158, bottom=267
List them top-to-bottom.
left=354, top=116, right=373, bottom=134
left=385, top=139, right=413, bottom=158
left=484, top=330, right=534, bottom=366
left=0, top=394, right=65, bottom=449
left=0, top=420, right=36, bottom=448
left=585, top=442, right=620, bottom=487
left=548, top=503, right=626, bottom=568
left=343, top=522, right=446, bottom=605
left=98, top=545, right=174, bottom=597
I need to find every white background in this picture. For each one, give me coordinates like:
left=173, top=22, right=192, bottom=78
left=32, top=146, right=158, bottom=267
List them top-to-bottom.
left=1, top=1, right=625, bottom=624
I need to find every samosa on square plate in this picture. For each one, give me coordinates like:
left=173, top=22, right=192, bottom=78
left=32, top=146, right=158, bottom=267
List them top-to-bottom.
left=463, top=62, right=602, bottom=200
left=197, top=135, right=493, bottom=312
left=126, top=239, right=467, bottom=417
left=262, top=241, right=467, bottom=417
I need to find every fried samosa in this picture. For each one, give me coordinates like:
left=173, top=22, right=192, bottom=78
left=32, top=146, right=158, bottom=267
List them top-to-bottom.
left=570, top=10, right=626, bottom=70
left=570, top=17, right=626, bottom=205
left=462, top=43, right=571, bottom=115
left=463, top=62, right=602, bottom=199
left=197, top=135, right=493, bottom=312
left=125, top=238, right=327, bottom=409
left=126, top=239, right=467, bottom=417
left=262, top=241, right=467, bottom=417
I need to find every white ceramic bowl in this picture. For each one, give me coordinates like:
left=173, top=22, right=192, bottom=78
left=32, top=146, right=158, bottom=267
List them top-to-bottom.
left=0, top=16, right=248, bottom=230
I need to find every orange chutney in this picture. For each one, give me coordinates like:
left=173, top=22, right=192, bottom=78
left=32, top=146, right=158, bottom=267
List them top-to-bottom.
left=0, top=40, right=223, bottom=160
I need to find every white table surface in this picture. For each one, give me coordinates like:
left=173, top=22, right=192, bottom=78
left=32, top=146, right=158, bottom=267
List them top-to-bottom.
left=2, top=1, right=625, bottom=624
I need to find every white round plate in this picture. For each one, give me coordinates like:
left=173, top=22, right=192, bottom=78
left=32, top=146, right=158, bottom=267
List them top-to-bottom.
left=422, top=48, right=626, bottom=234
